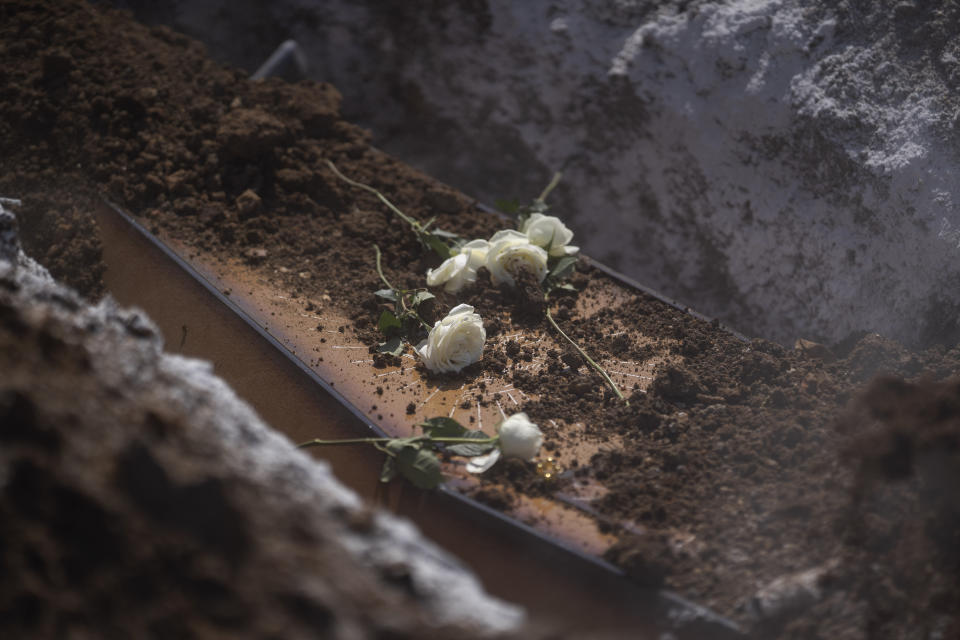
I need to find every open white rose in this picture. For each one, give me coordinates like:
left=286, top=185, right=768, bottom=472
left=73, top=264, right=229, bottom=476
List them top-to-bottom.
left=521, top=213, right=579, bottom=257
left=485, top=229, right=548, bottom=287
left=425, top=239, right=489, bottom=292
left=426, top=253, right=470, bottom=292
left=415, top=303, right=486, bottom=373
left=466, top=412, right=543, bottom=473
left=497, top=412, right=543, bottom=460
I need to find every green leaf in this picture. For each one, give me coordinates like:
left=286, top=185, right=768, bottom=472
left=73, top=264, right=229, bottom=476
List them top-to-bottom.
left=494, top=198, right=520, bottom=215
left=424, top=234, right=452, bottom=260
left=549, top=255, right=578, bottom=282
left=374, top=289, right=398, bottom=302
left=411, top=291, right=435, bottom=307
left=378, top=309, right=403, bottom=334
left=376, top=337, right=404, bottom=356
left=420, top=416, right=468, bottom=438
left=446, top=430, right=497, bottom=457
left=383, top=439, right=407, bottom=455
left=396, top=447, right=443, bottom=489
left=379, top=456, right=398, bottom=483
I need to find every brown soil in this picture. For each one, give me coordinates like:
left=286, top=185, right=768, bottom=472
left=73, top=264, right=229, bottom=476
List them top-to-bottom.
left=2, top=1, right=959, bottom=638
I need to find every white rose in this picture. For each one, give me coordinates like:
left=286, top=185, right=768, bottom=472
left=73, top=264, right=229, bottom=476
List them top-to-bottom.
left=521, top=213, right=579, bottom=257
left=485, top=229, right=548, bottom=287
left=425, top=239, right=489, bottom=292
left=426, top=253, right=470, bottom=292
left=415, top=303, right=486, bottom=373
left=497, top=412, right=543, bottom=460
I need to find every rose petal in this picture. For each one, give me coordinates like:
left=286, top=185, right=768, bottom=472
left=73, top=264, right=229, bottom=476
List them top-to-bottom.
left=466, top=448, right=501, bottom=474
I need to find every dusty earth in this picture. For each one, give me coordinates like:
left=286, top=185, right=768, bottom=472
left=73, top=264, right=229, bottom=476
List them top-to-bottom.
left=1, top=1, right=959, bottom=638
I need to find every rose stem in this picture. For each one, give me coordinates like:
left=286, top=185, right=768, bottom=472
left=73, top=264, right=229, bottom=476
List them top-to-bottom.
left=325, top=159, right=451, bottom=258
left=325, top=159, right=423, bottom=231
left=536, top=171, right=563, bottom=205
left=533, top=174, right=624, bottom=403
left=373, top=244, right=431, bottom=330
left=373, top=244, right=397, bottom=291
left=544, top=301, right=629, bottom=406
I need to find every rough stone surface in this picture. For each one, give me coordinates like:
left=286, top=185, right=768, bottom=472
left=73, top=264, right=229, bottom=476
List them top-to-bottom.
left=113, top=0, right=960, bottom=348
left=0, top=201, right=524, bottom=639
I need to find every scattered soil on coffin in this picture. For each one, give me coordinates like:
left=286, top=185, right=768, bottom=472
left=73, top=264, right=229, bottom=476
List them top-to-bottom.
left=2, top=2, right=960, bottom=638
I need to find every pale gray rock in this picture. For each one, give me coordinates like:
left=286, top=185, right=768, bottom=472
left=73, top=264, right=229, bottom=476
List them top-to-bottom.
left=112, top=1, right=960, bottom=347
